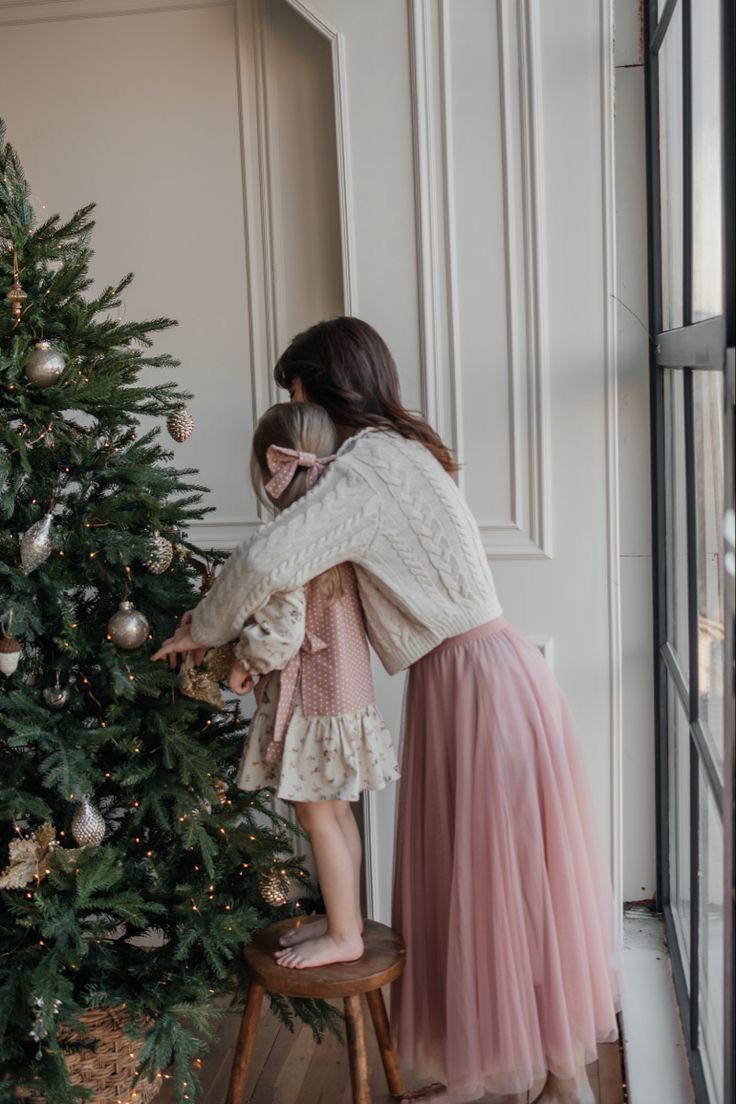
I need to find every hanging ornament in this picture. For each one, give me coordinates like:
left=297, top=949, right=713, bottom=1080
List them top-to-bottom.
left=6, top=249, right=27, bottom=320
left=24, top=340, right=65, bottom=388
left=166, top=406, right=194, bottom=443
left=20, top=512, right=54, bottom=574
left=144, top=531, right=173, bottom=575
left=107, top=600, right=149, bottom=650
left=0, top=632, right=22, bottom=676
left=204, top=642, right=236, bottom=684
left=180, top=660, right=224, bottom=709
left=43, top=674, right=72, bottom=710
left=212, top=778, right=229, bottom=805
left=71, top=796, right=106, bottom=847
left=0, top=822, right=58, bottom=889
left=258, top=869, right=290, bottom=907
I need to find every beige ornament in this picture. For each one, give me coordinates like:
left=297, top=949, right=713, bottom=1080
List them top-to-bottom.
left=6, top=249, right=27, bottom=320
left=25, top=340, right=65, bottom=388
left=166, top=406, right=194, bottom=443
left=20, top=512, right=54, bottom=574
left=144, top=531, right=174, bottom=575
left=107, top=600, right=149, bottom=650
left=0, top=632, right=21, bottom=676
left=71, top=796, right=106, bottom=847
left=0, top=822, right=58, bottom=889
left=258, top=869, right=290, bottom=907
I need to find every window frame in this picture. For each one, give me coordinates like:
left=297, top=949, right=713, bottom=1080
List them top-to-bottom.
left=644, top=0, right=735, bottom=1102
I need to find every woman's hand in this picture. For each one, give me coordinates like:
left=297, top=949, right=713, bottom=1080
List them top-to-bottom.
left=150, top=622, right=208, bottom=668
left=228, top=662, right=254, bottom=696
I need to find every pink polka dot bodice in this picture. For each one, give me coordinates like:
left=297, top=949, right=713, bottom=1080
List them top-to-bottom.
left=300, top=563, right=375, bottom=717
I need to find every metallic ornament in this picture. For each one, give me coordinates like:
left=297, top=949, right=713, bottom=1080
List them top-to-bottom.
left=6, top=250, right=27, bottom=320
left=25, top=341, right=65, bottom=388
left=166, top=406, right=194, bottom=443
left=20, top=512, right=54, bottom=574
left=144, top=531, right=174, bottom=575
left=107, top=600, right=149, bottom=650
left=0, top=633, right=21, bottom=676
left=204, top=643, right=236, bottom=684
left=180, top=663, right=223, bottom=709
left=43, top=675, right=71, bottom=710
left=212, top=778, right=229, bottom=805
left=71, top=796, right=106, bottom=847
left=0, top=822, right=58, bottom=890
left=259, top=870, right=289, bottom=907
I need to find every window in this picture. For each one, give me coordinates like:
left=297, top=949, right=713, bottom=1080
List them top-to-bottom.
left=645, top=2, right=735, bottom=1103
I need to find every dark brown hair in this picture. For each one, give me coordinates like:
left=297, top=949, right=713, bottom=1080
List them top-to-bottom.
left=274, top=317, right=458, bottom=474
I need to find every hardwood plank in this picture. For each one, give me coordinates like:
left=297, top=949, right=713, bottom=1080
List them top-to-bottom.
left=155, top=1004, right=625, bottom=1104
left=598, top=1041, right=625, bottom=1104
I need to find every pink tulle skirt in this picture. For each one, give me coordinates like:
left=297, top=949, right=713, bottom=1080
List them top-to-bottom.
left=390, top=618, right=622, bottom=1102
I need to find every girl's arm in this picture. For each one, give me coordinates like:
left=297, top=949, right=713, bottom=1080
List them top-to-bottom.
left=189, top=457, right=381, bottom=648
left=233, top=588, right=306, bottom=675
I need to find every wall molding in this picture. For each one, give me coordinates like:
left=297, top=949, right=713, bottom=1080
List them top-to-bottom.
left=0, top=0, right=229, bottom=26
left=283, top=0, right=357, bottom=317
left=409, top=0, right=552, bottom=561
left=599, top=0, right=623, bottom=930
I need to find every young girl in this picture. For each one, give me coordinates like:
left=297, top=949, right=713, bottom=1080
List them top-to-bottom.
left=228, top=401, right=400, bottom=970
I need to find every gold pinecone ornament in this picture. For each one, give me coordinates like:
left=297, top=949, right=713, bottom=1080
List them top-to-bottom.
left=166, top=406, right=194, bottom=443
left=144, top=531, right=174, bottom=575
left=258, top=869, right=290, bottom=907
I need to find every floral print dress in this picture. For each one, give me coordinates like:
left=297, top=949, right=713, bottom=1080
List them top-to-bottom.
left=234, top=562, right=400, bottom=803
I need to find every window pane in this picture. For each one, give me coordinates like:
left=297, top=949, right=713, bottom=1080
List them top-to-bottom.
left=691, top=0, right=723, bottom=320
left=658, top=9, right=684, bottom=330
left=664, top=370, right=690, bottom=678
left=694, top=371, right=725, bottom=764
left=669, top=677, right=691, bottom=975
left=698, top=773, right=724, bottom=1104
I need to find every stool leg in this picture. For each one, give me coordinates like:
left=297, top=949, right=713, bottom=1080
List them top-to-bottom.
left=225, top=981, right=265, bottom=1104
left=366, top=987, right=405, bottom=1096
left=344, top=994, right=372, bottom=1104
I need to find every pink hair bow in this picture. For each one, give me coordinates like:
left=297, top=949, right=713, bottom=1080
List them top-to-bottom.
left=264, top=444, right=335, bottom=500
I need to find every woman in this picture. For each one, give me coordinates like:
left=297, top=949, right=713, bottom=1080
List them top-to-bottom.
left=152, top=317, right=621, bottom=1104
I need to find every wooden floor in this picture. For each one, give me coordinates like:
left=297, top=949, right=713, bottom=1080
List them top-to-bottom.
left=155, top=997, right=626, bottom=1104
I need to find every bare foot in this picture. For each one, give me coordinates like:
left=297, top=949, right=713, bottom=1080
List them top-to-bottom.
left=278, top=915, right=365, bottom=947
left=275, top=932, right=364, bottom=969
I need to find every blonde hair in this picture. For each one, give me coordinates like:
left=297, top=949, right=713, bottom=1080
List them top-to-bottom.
left=250, top=402, right=343, bottom=603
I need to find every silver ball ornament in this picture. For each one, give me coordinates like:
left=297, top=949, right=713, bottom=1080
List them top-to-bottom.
left=25, top=341, right=65, bottom=388
left=166, top=407, right=194, bottom=443
left=20, top=512, right=54, bottom=574
left=144, top=531, right=174, bottom=575
left=107, top=600, right=149, bottom=650
left=43, top=678, right=72, bottom=710
left=71, top=796, right=106, bottom=847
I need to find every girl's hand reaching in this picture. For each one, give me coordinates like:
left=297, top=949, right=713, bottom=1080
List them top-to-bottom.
left=150, top=611, right=207, bottom=668
left=228, top=661, right=254, bottom=696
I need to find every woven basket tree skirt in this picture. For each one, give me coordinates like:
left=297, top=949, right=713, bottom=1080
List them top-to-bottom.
left=14, top=1008, right=161, bottom=1104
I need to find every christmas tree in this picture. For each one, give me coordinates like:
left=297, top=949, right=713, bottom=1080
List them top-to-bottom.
left=0, top=120, right=335, bottom=1104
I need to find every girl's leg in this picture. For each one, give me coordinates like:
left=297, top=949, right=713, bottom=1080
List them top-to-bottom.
left=275, top=800, right=364, bottom=969
left=279, top=800, right=364, bottom=947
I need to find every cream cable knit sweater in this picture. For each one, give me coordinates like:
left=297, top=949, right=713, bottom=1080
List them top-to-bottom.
left=190, top=429, right=503, bottom=675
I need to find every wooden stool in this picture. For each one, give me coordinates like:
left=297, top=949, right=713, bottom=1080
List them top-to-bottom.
left=226, top=916, right=406, bottom=1104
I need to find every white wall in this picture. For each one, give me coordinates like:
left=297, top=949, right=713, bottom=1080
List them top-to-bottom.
left=0, top=0, right=654, bottom=919
left=614, top=0, right=657, bottom=904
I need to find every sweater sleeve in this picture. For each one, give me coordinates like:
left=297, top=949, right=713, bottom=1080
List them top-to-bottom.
left=189, top=458, right=381, bottom=647
left=233, top=588, right=306, bottom=675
